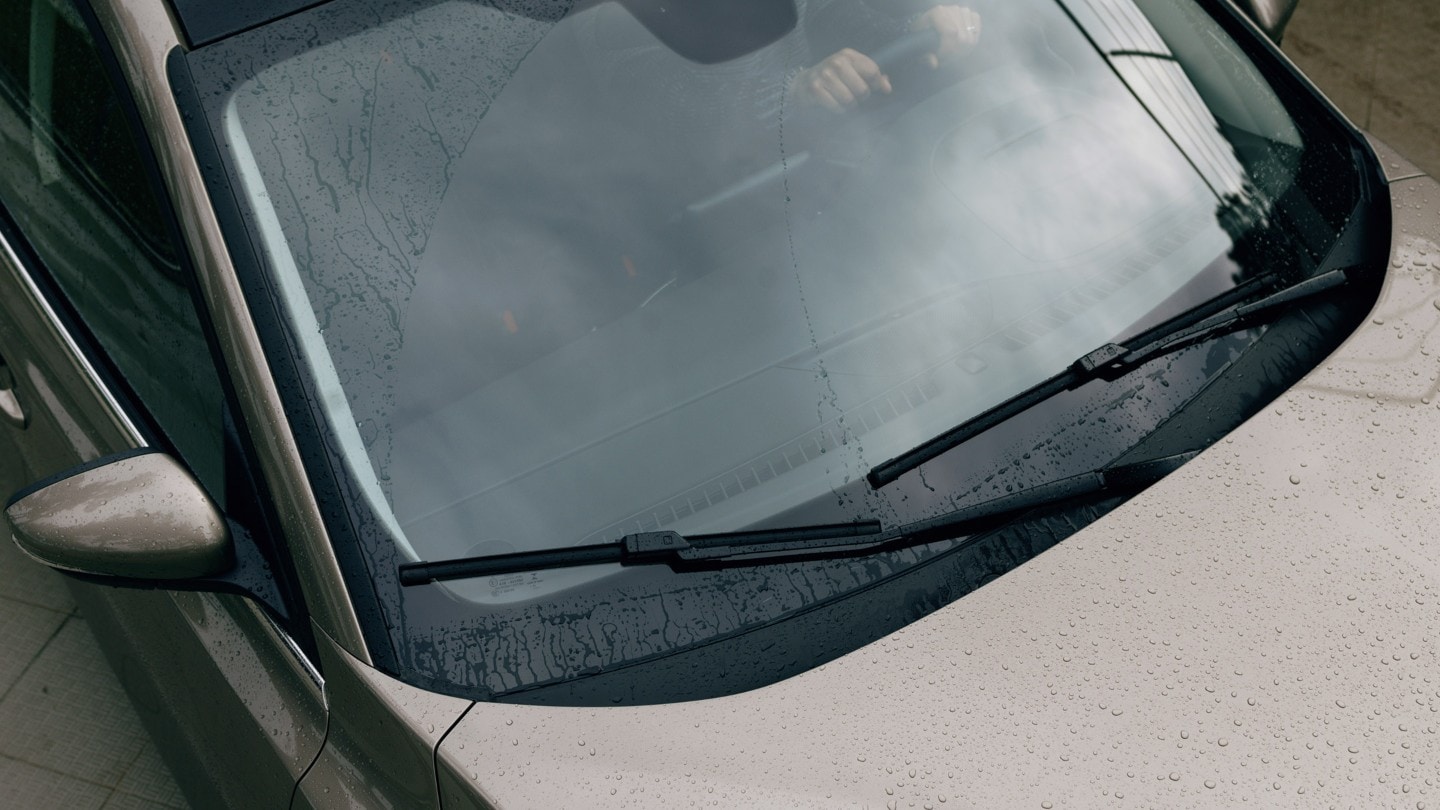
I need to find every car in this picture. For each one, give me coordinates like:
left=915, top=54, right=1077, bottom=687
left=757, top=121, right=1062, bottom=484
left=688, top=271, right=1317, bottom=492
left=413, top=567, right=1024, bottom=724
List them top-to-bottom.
left=1, top=0, right=1436, bottom=806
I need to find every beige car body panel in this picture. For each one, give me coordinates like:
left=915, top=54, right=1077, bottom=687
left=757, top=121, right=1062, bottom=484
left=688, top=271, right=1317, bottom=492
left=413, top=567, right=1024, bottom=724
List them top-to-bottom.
left=434, top=167, right=1440, bottom=807
left=292, top=629, right=471, bottom=809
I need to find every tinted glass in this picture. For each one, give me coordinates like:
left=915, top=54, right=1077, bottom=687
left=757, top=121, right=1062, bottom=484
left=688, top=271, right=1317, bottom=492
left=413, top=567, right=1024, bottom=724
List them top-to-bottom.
left=0, top=0, right=226, bottom=499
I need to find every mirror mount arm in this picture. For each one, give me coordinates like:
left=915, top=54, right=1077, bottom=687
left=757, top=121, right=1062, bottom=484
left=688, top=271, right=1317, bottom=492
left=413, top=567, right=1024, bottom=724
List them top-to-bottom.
left=1230, top=0, right=1300, bottom=44
left=52, top=515, right=293, bottom=624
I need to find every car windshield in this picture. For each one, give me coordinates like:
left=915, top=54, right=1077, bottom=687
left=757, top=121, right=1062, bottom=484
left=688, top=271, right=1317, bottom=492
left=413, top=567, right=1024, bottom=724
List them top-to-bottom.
left=182, top=0, right=1377, bottom=702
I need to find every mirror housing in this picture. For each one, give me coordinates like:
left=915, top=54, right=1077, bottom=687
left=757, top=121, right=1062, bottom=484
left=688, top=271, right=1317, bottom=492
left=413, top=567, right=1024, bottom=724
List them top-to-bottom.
left=619, top=0, right=798, bottom=64
left=1232, top=0, right=1299, bottom=44
left=5, top=450, right=233, bottom=580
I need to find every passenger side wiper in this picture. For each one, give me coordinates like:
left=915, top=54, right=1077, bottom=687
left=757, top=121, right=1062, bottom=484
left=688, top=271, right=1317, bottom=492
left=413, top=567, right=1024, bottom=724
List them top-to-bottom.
left=865, top=265, right=1359, bottom=488
left=397, top=451, right=1195, bottom=585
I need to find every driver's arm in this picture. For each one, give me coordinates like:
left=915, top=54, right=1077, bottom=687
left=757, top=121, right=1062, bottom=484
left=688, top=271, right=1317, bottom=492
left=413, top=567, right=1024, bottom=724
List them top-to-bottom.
left=789, top=5, right=982, bottom=114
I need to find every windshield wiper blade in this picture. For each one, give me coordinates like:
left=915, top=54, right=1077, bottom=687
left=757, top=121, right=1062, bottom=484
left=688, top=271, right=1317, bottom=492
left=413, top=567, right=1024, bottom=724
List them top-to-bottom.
left=865, top=266, right=1359, bottom=488
left=665, top=450, right=1196, bottom=567
left=398, top=452, right=1195, bottom=585
left=398, top=520, right=882, bottom=585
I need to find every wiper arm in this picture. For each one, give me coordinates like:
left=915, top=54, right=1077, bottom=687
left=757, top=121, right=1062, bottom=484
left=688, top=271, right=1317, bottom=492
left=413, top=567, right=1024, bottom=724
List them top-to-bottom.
left=865, top=265, right=1359, bottom=488
left=397, top=451, right=1195, bottom=585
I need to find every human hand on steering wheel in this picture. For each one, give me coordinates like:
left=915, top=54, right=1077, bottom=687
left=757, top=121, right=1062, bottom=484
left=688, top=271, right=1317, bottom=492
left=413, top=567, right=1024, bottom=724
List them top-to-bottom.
left=789, top=5, right=982, bottom=114
left=912, top=5, right=983, bottom=69
left=790, top=48, right=893, bottom=114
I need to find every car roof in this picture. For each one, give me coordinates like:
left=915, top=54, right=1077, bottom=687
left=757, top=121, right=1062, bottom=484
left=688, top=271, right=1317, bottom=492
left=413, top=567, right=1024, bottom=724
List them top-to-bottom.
left=167, top=0, right=329, bottom=47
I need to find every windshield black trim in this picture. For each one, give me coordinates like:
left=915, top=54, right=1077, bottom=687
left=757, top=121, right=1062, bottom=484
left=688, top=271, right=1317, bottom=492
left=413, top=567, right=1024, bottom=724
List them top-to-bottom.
left=168, top=0, right=333, bottom=48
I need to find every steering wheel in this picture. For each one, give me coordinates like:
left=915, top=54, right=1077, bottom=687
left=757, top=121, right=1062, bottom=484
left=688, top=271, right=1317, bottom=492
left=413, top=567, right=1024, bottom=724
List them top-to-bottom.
left=868, top=28, right=943, bottom=75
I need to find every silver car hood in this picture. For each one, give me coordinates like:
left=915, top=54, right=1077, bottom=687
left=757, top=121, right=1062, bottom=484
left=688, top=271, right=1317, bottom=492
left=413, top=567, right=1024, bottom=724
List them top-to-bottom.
left=434, top=145, right=1440, bottom=808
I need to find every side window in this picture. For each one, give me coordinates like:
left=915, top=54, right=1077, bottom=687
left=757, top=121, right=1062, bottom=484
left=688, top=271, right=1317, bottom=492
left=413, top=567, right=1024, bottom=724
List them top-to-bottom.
left=0, top=0, right=226, bottom=502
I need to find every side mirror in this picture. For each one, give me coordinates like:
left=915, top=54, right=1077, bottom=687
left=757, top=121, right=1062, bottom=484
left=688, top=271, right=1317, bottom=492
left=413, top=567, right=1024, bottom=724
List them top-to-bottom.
left=1232, top=0, right=1300, bottom=44
left=5, top=450, right=233, bottom=580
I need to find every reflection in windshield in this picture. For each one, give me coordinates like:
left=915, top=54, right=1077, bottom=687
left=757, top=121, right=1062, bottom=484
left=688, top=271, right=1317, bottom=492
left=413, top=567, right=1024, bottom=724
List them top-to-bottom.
left=187, top=0, right=1358, bottom=701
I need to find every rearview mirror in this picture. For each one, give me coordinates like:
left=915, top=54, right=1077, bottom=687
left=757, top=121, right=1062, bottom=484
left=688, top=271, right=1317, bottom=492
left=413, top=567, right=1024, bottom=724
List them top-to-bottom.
left=619, top=0, right=798, bottom=64
left=1232, top=0, right=1299, bottom=44
left=5, top=450, right=233, bottom=580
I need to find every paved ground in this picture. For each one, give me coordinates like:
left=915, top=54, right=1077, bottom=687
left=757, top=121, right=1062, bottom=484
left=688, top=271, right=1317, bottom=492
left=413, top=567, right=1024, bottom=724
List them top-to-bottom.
left=1284, top=0, right=1440, bottom=177
left=0, top=4, right=1435, bottom=809
left=0, top=538, right=185, bottom=810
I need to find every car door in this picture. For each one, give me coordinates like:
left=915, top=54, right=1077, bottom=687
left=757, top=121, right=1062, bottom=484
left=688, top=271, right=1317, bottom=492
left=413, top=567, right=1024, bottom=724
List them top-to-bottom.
left=0, top=1, right=327, bottom=806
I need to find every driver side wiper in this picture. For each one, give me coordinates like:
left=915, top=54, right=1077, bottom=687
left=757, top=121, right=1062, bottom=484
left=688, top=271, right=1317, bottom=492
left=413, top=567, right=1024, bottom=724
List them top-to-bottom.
left=864, top=265, right=1360, bottom=488
left=397, top=451, right=1195, bottom=586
